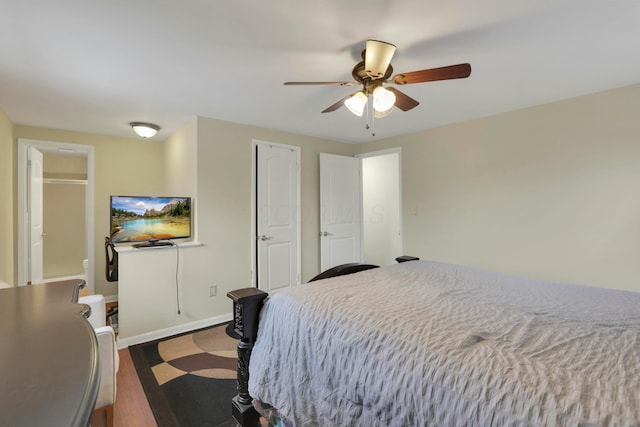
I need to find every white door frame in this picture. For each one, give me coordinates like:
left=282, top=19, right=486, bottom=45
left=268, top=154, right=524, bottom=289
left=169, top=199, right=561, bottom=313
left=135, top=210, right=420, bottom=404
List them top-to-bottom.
left=17, top=139, right=95, bottom=292
left=250, top=139, right=301, bottom=288
left=28, top=147, right=44, bottom=285
left=356, top=147, right=403, bottom=264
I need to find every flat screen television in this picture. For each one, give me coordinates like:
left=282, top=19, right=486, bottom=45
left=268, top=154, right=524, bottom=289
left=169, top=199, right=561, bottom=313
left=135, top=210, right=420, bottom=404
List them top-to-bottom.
left=110, top=196, right=191, bottom=246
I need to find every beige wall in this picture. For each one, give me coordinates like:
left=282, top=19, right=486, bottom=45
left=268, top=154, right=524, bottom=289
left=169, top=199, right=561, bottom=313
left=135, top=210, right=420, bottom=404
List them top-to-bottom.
left=5, top=81, right=640, bottom=341
left=355, top=83, right=640, bottom=292
left=0, top=108, right=14, bottom=285
left=118, top=116, right=355, bottom=342
left=183, top=116, right=354, bottom=319
left=164, top=118, right=198, bottom=200
left=14, top=126, right=166, bottom=296
left=44, top=153, right=87, bottom=178
left=43, top=154, right=87, bottom=279
left=43, top=181, right=86, bottom=278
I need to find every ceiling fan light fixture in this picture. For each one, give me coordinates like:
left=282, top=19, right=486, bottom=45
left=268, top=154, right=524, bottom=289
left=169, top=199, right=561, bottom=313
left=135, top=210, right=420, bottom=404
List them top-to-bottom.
left=284, top=40, right=471, bottom=124
left=365, top=40, right=396, bottom=79
left=372, top=86, right=396, bottom=113
left=344, top=91, right=368, bottom=117
left=374, top=106, right=394, bottom=118
left=130, top=122, right=160, bottom=138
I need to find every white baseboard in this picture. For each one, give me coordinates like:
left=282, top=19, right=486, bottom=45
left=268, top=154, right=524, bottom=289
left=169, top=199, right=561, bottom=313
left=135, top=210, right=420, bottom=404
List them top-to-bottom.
left=116, top=313, right=233, bottom=349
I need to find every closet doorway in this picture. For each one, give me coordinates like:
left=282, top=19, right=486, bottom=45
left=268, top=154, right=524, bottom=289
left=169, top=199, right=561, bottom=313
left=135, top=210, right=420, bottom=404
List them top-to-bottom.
left=17, top=139, right=95, bottom=293
left=320, top=148, right=402, bottom=269
left=357, top=148, right=402, bottom=266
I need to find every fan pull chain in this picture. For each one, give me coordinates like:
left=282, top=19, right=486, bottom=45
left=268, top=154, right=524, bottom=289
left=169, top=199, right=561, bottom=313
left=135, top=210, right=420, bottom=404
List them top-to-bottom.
left=364, top=94, right=375, bottom=136
left=365, top=94, right=370, bottom=131
left=370, top=95, right=376, bottom=137
left=371, top=108, right=376, bottom=137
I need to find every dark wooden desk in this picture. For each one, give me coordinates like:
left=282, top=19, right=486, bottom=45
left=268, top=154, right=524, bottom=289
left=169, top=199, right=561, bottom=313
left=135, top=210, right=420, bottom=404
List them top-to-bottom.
left=0, top=280, right=99, bottom=427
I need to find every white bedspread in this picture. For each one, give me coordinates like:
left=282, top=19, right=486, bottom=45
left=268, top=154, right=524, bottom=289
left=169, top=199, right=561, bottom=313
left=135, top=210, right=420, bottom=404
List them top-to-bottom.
left=248, top=260, right=640, bottom=426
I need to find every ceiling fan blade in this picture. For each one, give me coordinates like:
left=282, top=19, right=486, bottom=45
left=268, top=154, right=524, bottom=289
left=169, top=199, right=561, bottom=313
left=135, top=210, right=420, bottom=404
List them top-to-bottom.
left=365, top=40, right=396, bottom=80
left=392, top=63, right=471, bottom=85
left=284, top=81, right=357, bottom=86
left=387, top=87, right=420, bottom=112
left=321, top=94, right=353, bottom=113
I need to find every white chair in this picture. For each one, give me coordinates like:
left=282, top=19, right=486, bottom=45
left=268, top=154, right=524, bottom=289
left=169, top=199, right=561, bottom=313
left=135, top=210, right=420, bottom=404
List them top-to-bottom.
left=79, top=294, right=106, bottom=328
left=79, top=295, right=119, bottom=427
left=93, top=325, right=119, bottom=426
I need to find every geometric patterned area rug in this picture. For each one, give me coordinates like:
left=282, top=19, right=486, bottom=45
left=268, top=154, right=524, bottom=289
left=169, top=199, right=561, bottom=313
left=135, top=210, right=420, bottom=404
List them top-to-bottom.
left=129, top=323, right=239, bottom=427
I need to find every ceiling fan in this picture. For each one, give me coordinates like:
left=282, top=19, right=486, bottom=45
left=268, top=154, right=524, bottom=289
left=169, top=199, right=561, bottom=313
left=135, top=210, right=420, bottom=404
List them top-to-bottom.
left=284, top=40, right=471, bottom=119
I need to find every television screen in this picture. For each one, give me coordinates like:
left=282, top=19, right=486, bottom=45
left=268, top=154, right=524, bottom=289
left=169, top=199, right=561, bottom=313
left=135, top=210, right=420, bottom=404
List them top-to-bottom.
left=110, top=196, right=191, bottom=244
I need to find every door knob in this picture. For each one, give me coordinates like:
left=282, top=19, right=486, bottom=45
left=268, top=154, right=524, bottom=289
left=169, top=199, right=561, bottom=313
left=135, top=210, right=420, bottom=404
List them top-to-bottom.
left=319, top=231, right=333, bottom=237
left=259, top=235, right=273, bottom=241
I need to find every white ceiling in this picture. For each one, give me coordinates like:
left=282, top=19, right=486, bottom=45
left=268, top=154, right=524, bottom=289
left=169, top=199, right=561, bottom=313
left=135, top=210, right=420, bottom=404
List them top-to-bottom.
left=1, top=0, right=639, bottom=144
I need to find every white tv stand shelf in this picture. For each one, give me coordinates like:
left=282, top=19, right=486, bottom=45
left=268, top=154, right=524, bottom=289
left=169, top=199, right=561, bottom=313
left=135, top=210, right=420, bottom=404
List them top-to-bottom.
left=115, top=241, right=203, bottom=252
left=115, top=241, right=205, bottom=346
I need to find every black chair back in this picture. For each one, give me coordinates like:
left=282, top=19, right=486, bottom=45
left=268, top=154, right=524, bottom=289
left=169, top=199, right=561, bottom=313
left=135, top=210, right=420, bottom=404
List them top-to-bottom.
left=105, top=237, right=118, bottom=282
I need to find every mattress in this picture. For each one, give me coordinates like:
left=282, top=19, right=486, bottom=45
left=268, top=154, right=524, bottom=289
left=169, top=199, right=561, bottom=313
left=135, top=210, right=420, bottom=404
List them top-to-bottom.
left=248, top=260, right=640, bottom=426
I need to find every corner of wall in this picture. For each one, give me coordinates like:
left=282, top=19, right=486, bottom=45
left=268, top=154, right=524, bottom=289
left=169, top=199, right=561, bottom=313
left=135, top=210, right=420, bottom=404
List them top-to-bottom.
left=0, top=107, right=15, bottom=285
left=164, top=118, right=198, bottom=196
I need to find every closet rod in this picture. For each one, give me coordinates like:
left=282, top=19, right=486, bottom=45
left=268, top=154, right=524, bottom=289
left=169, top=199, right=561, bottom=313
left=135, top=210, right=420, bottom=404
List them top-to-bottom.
left=43, top=178, right=88, bottom=185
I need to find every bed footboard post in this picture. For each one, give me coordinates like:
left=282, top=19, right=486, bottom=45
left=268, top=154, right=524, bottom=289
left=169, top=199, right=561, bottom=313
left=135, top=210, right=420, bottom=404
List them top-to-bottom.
left=227, top=288, right=268, bottom=427
left=236, top=339, right=253, bottom=404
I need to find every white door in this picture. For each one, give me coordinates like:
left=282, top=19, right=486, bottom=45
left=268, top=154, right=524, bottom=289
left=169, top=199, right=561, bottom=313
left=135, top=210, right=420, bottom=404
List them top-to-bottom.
left=18, top=139, right=95, bottom=290
left=256, top=143, right=300, bottom=292
left=28, top=147, right=44, bottom=284
left=319, top=153, right=362, bottom=271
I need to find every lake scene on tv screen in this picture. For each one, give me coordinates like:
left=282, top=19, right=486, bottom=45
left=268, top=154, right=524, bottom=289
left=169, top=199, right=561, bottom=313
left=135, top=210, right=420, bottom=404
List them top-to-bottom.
left=111, top=196, right=191, bottom=243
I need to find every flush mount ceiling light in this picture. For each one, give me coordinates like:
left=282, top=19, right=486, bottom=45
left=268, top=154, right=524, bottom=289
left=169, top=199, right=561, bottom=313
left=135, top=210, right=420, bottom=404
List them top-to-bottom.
left=130, top=122, right=160, bottom=138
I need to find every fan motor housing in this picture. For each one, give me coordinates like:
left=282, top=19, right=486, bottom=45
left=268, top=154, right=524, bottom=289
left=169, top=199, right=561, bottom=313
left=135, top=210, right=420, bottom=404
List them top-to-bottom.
left=352, top=55, right=393, bottom=94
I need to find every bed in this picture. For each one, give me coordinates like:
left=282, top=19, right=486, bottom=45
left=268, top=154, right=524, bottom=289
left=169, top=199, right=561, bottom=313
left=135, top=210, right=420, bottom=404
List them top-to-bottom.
left=228, top=259, right=640, bottom=426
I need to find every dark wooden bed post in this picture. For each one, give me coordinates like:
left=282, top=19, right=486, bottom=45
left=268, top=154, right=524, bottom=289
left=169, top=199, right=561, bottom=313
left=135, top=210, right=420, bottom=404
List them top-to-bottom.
left=227, top=288, right=268, bottom=427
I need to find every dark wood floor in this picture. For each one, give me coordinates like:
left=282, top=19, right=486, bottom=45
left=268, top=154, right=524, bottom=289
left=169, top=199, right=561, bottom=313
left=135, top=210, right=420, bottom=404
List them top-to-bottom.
left=91, top=348, right=158, bottom=427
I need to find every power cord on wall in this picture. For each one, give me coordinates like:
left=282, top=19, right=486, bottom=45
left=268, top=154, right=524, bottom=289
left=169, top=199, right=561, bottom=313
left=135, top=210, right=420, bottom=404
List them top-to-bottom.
left=169, top=240, right=181, bottom=315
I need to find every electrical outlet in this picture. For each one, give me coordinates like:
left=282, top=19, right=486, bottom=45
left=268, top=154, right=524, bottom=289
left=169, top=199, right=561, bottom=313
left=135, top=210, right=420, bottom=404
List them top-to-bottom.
left=209, top=285, right=217, bottom=297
